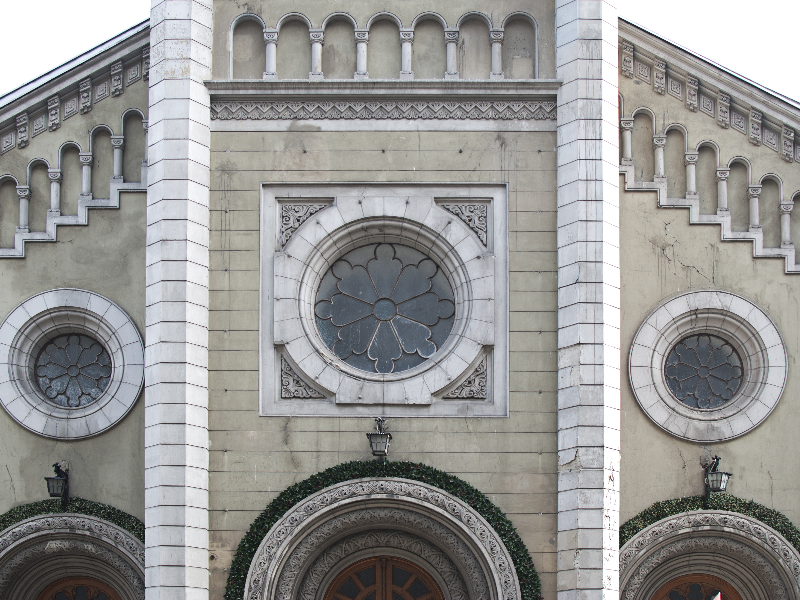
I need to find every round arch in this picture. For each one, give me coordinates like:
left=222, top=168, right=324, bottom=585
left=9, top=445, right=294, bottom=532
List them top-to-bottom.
left=227, top=461, right=539, bottom=600
left=620, top=508, right=800, bottom=600
left=0, top=513, right=144, bottom=600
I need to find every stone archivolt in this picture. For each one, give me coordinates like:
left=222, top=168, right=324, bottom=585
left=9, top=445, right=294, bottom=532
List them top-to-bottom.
left=244, top=478, right=521, bottom=600
left=620, top=511, right=800, bottom=600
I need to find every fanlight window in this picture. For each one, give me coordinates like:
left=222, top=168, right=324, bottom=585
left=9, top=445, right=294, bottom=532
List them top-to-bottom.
left=315, top=243, right=455, bottom=374
left=665, top=334, right=742, bottom=409
left=325, top=556, right=444, bottom=600
left=651, top=573, right=742, bottom=600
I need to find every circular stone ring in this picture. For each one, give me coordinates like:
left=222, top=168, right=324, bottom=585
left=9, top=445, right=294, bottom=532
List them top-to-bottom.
left=0, top=289, right=144, bottom=439
left=629, top=290, right=787, bottom=442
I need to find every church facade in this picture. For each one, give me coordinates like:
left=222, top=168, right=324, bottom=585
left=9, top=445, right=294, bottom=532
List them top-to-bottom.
left=1, top=1, right=799, bottom=600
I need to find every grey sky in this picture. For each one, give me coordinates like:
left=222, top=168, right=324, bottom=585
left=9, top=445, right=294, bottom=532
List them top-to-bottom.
left=1, top=1, right=796, bottom=101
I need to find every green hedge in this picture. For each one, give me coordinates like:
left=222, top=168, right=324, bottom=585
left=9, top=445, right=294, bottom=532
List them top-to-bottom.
left=225, top=460, right=541, bottom=600
left=620, top=493, right=800, bottom=552
left=0, top=497, right=144, bottom=543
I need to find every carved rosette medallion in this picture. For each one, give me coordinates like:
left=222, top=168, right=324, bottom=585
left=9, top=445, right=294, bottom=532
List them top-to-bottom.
left=279, top=203, right=328, bottom=247
left=440, top=203, right=488, bottom=245
left=280, top=357, right=324, bottom=399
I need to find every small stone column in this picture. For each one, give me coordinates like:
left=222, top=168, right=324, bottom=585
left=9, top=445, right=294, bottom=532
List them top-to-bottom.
left=264, top=29, right=278, bottom=80
left=309, top=29, right=324, bottom=80
left=355, top=29, right=369, bottom=79
left=399, top=29, right=414, bottom=80
left=444, top=29, right=459, bottom=80
left=490, top=29, right=504, bottom=79
left=620, top=119, right=633, bottom=166
left=142, top=120, right=149, bottom=165
left=653, top=135, right=667, bottom=179
left=111, top=136, right=125, bottom=180
left=79, top=152, right=93, bottom=197
left=684, top=152, right=699, bottom=197
left=48, top=169, right=62, bottom=215
left=716, top=169, right=729, bottom=214
left=16, top=186, right=30, bottom=233
left=748, top=186, right=762, bottom=231
left=780, top=203, right=794, bottom=248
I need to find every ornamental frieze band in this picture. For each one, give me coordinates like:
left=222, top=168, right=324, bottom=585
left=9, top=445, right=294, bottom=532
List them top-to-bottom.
left=210, top=100, right=557, bottom=121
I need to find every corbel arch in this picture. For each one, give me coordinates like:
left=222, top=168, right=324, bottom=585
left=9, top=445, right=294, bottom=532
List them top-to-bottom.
left=366, top=11, right=403, bottom=29
left=410, top=11, right=448, bottom=30
left=456, top=11, right=493, bottom=29
left=321, top=12, right=358, bottom=30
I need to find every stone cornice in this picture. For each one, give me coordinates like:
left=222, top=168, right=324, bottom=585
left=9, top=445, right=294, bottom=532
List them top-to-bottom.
left=619, top=19, right=800, bottom=130
left=0, top=24, right=149, bottom=133
left=205, top=78, right=561, bottom=98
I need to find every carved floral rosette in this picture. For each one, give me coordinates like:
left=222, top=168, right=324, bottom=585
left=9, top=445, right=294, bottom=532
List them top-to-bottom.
left=244, top=478, right=522, bottom=600
left=620, top=511, right=800, bottom=600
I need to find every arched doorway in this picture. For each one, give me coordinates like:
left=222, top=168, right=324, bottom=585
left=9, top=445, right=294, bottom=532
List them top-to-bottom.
left=325, top=556, right=444, bottom=600
left=651, top=574, right=743, bottom=600
left=36, top=577, right=120, bottom=600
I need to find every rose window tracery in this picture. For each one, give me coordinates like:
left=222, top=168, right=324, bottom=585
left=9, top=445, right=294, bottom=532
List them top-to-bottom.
left=315, top=243, right=455, bottom=374
left=35, top=334, right=112, bottom=407
left=665, top=334, right=742, bottom=409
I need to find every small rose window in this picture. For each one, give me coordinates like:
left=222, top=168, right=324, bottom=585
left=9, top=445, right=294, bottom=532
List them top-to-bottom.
left=315, top=243, right=455, bottom=374
left=36, top=334, right=112, bottom=407
left=665, top=334, right=742, bottom=409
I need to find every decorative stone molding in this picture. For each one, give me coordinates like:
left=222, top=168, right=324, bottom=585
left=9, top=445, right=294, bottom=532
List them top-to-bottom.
left=309, top=29, right=324, bottom=44
left=354, top=29, right=368, bottom=43
left=400, top=29, right=414, bottom=43
left=444, top=29, right=459, bottom=43
left=621, top=39, right=635, bottom=78
left=142, top=47, right=150, bottom=80
left=653, top=59, right=666, bottom=95
left=111, top=61, right=124, bottom=96
left=636, top=61, right=651, bottom=83
left=126, top=62, right=142, bottom=86
left=686, top=75, right=698, bottom=111
left=667, top=77, right=682, bottom=100
left=79, top=78, right=93, bottom=113
left=95, top=80, right=110, bottom=103
left=717, top=91, right=730, bottom=128
left=699, top=93, right=714, bottom=117
left=47, top=95, right=61, bottom=131
left=211, top=100, right=557, bottom=121
left=749, top=109, right=762, bottom=145
left=730, top=110, right=746, bottom=134
left=15, top=113, right=29, bottom=148
left=32, top=113, right=47, bottom=137
left=764, top=126, right=780, bottom=152
left=782, top=126, right=795, bottom=163
left=0, top=130, right=14, bottom=154
left=652, top=135, right=666, bottom=149
left=683, top=152, right=698, bottom=167
left=47, top=168, right=62, bottom=183
left=715, top=169, right=730, bottom=182
left=262, top=185, right=508, bottom=417
left=279, top=203, right=328, bottom=247
left=439, top=203, right=488, bottom=245
left=0, top=289, right=145, bottom=439
left=629, top=290, right=787, bottom=442
left=280, top=356, right=324, bottom=399
left=443, top=357, right=487, bottom=399
left=243, top=478, right=521, bottom=600
left=620, top=511, right=800, bottom=600
left=0, top=514, right=145, bottom=600
left=298, top=528, right=470, bottom=600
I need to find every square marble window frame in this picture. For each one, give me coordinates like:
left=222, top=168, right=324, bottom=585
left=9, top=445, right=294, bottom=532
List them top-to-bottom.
left=259, top=183, right=510, bottom=417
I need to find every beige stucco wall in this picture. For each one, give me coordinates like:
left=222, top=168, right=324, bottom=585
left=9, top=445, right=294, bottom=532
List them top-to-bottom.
left=619, top=70, right=800, bottom=527
left=0, top=76, right=148, bottom=520
left=207, top=128, right=559, bottom=598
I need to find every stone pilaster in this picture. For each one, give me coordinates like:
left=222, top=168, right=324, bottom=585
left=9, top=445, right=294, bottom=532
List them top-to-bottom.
left=145, top=1, right=212, bottom=598
left=555, top=1, right=621, bottom=599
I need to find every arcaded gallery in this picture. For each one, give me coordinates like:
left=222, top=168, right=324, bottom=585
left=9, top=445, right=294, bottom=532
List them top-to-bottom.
left=0, top=1, right=799, bottom=599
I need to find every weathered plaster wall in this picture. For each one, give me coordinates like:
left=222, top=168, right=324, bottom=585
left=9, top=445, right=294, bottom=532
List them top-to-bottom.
left=0, top=74, right=148, bottom=520
left=207, top=128, right=560, bottom=599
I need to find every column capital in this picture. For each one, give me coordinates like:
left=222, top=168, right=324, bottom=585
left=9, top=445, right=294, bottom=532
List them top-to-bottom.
left=264, top=28, right=278, bottom=43
left=309, top=28, right=324, bottom=43
left=354, top=28, right=369, bottom=43
left=399, top=28, right=414, bottom=43
left=444, top=28, right=459, bottom=42
left=489, top=28, right=504, bottom=42
left=620, top=119, right=634, bottom=131
left=110, top=135, right=125, bottom=149
left=653, top=135, right=667, bottom=149
left=79, top=152, right=93, bottom=165
left=684, top=152, right=699, bottom=165
left=47, top=169, right=63, bottom=182
left=716, top=169, right=730, bottom=181
left=747, top=185, right=762, bottom=199
left=16, top=186, right=31, bottom=200
left=780, top=202, right=794, bottom=214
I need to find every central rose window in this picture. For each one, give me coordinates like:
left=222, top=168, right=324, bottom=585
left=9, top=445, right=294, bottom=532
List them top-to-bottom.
left=315, top=243, right=455, bottom=374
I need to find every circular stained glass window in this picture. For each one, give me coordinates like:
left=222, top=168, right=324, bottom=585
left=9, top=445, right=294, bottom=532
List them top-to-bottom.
left=315, top=243, right=455, bottom=374
left=35, top=334, right=112, bottom=407
left=665, top=334, right=742, bottom=409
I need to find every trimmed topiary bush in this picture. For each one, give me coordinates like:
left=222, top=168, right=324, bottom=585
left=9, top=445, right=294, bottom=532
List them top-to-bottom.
left=225, top=460, right=541, bottom=600
left=620, top=493, right=800, bottom=552
left=0, top=497, right=144, bottom=542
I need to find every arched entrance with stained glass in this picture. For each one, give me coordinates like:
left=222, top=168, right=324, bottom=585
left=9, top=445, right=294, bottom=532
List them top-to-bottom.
left=325, top=556, right=445, bottom=600
left=651, top=574, right=743, bottom=600
left=36, top=576, right=120, bottom=600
